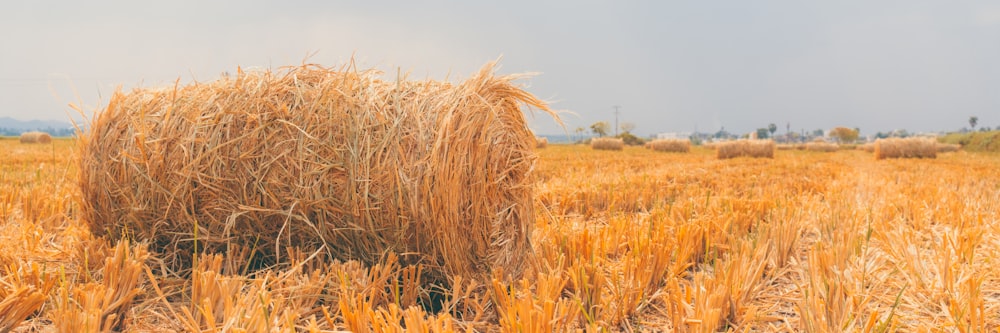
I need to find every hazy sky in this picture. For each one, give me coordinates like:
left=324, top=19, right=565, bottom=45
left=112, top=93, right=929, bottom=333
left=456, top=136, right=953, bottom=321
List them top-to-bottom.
left=2, top=1, right=998, bottom=136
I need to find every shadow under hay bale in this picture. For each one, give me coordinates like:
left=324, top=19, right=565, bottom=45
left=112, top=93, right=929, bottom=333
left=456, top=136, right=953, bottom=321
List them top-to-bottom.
left=78, top=62, right=556, bottom=284
left=19, top=132, right=52, bottom=144
left=590, top=137, right=624, bottom=150
left=874, top=137, right=937, bottom=159
left=648, top=139, right=691, bottom=153
left=716, top=140, right=775, bottom=159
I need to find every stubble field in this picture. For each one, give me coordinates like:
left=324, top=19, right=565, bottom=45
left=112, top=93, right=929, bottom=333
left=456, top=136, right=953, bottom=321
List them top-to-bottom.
left=1, top=139, right=998, bottom=332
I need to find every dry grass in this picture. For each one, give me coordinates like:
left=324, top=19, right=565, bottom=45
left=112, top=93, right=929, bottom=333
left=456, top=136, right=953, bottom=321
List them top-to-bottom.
left=77, top=62, right=556, bottom=285
left=2, top=131, right=1000, bottom=331
left=18, top=132, right=51, bottom=144
left=591, top=137, right=624, bottom=151
left=875, top=137, right=938, bottom=159
left=648, top=139, right=691, bottom=153
left=716, top=139, right=775, bottom=159
left=805, top=142, right=839, bottom=152
left=937, top=142, right=961, bottom=153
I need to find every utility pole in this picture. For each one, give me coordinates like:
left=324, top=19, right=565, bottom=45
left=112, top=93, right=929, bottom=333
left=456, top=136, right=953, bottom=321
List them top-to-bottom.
left=613, top=105, right=621, bottom=136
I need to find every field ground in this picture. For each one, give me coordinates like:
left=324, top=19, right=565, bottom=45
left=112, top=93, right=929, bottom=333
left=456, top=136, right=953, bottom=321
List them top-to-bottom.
left=1, top=139, right=998, bottom=332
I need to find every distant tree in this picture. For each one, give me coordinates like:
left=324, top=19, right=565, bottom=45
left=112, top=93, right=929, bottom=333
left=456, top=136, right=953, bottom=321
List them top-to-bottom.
left=969, top=116, right=978, bottom=131
left=590, top=121, right=611, bottom=137
left=619, top=122, right=636, bottom=134
left=768, top=123, right=777, bottom=138
left=574, top=127, right=586, bottom=141
left=714, top=127, right=728, bottom=139
left=829, top=127, right=859, bottom=143
left=756, top=128, right=770, bottom=139
left=812, top=129, right=825, bottom=138
left=616, top=132, right=645, bottom=146
left=689, top=134, right=702, bottom=146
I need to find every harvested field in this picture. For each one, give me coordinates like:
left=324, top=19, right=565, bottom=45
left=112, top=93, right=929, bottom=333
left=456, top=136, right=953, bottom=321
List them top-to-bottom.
left=3, top=137, right=1000, bottom=331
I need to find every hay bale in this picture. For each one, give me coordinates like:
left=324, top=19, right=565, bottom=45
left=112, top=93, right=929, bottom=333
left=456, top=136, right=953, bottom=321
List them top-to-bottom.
left=78, top=62, right=556, bottom=283
left=19, top=132, right=52, bottom=144
left=535, top=136, right=548, bottom=149
left=591, top=137, right=624, bottom=151
left=874, top=137, right=937, bottom=159
left=648, top=139, right=690, bottom=153
left=716, top=140, right=775, bottom=159
left=643, top=141, right=652, bottom=149
left=702, top=141, right=719, bottom=150
left=805, top=142, right=839, bottom=152
left=936, top=142, right=960, bottom=153
left=859, top=143, right=875, bottom=152
left=776, top=144, right=795, bottom=150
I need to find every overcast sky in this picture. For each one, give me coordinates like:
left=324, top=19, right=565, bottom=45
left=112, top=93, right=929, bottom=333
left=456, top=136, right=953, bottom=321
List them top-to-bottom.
left=1, top=1, right=998, bottom=136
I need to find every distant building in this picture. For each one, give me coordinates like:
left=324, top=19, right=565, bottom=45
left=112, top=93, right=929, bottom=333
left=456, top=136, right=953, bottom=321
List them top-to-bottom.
left=655, top=132, right=692, bottom=140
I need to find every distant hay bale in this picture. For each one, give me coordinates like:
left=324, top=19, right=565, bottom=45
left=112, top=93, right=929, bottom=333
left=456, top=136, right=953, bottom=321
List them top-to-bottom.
left=79, top=62, right=556, bottom=283
left=19, top=132, right=52, bottom=144
left=535, top=136, right=548, bottom=148
left=591, top=137, right=624, bottom=151
left=874, top=137, right=937, bottom=159
left=648, top=139, right=691, bottom=153
left=716, top=140, right=775, bottom=159
left=643, top=141, right=652, bottom=149
left=702, top=141, right=719, bottom=150
left=805, top=142, right=839, bottom=152
left=936, top=142, right=960, bottom=153
left=859, top=143, right=875, bottom=152
left=776, top=144, right=795, bottom=150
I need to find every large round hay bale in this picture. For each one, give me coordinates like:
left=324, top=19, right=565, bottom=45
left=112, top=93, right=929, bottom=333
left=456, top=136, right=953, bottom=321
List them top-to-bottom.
left=78, top=62, right=555, bottom=282
left=19, top=132, right=52, bottom=144
left=535, top=136, right=548, bottom=148
left=591, top=137, right=624, bottom=150
left=874, top=137, right=936, bottom=159
left=648, top=139, right=691, bottom=153
left=717, top=140, right=775, bottom=159
left=805, top=142, right=838, bottom=152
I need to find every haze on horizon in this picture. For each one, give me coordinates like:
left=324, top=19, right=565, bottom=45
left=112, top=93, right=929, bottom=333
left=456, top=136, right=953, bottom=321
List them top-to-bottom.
left=1, top=1, right=998, bottom=137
